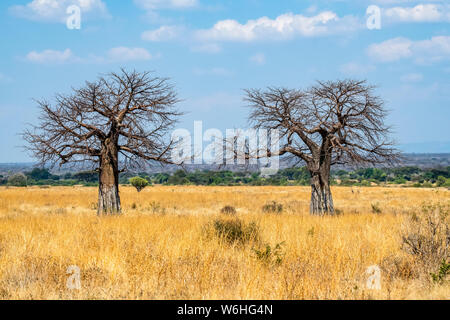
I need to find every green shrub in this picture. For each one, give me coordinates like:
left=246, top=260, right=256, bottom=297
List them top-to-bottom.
left=7, top=173, right=27, bottom=187
left=129, top=176, right=149, bottom=192
left=436, top=176, right=450, bottom=187
left=394, top=177, right=407, bottom=185
left=360, top=180, right=371, bottom=187
left=422, top=181, right=433, bottom=188
left=262, top=201, right=283, bottom=214
left=253, top=242, right=285, bottom=267
left=431, top=259, right=450, bottom=284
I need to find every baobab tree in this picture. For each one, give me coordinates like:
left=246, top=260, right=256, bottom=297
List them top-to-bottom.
left=23, top=69, right=181, bottom=215
left=244, top=80, right=399, bottom=216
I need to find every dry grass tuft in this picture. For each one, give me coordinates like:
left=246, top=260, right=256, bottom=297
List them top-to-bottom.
left=220, top=206, right=237, bottom=216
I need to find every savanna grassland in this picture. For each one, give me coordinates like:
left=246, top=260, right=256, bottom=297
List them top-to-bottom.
left=0, top=185, right=448, bottom=300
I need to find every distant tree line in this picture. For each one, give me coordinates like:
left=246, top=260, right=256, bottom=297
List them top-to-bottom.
left=1, top=166, right=449, bottom=188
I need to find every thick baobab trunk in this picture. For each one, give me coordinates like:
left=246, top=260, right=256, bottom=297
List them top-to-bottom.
left=97, top=139, right=121, bottom=215
left=308, top=160, right=335, bottom=216
left=310, top=172, right=335, bottom=216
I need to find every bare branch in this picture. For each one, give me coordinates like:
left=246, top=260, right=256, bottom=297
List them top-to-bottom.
left=22, top=69, right=182, bottom=172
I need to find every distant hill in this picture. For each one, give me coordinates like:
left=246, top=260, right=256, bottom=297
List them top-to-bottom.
left=1, top=153, right=449, bottom=175
left=397, top=153, right=450, bottom=168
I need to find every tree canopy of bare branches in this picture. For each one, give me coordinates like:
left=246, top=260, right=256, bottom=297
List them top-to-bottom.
left=23, top=69, right=181, bottom=215
left=245, top=79, right=400, bottom=215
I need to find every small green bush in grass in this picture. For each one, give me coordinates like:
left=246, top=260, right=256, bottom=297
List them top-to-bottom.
left=129, top=176, right=149, bottom=192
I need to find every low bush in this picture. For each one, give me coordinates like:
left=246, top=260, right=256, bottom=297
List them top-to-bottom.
left=7, top=173, right=27, bottom=187
left=262, top=201, right=283, bottom=214
left=401, top=203, right=449, bottom=280
left=220, top=206, right=237, bottom=215
left=206, top=218, right=259, bottom=245
left=252, top=242, right=285, bottom=267
left=380, top=255, right=418, bottom=281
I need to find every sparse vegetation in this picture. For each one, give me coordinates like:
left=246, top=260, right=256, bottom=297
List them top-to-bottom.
left=0, top=185, right=448, bottom=299
left=148, top=201, right=165, bottom=214
left=401, top=203, right=449, bottom=281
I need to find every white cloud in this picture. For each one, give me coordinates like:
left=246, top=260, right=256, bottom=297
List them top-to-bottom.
left=10, top=0, right=108, bottom=23
left=134, top=0, right=198, bottom=10
left=384, top=4, right=450, bottom=23
left=139, top=10, right=362, bottom=48
left=195, top=11, right=361, bottom=42
left=142, top=25, right=183, bottom=41
left=368, top=36, right=450, bottom=64
left=413, top=36, right=450, bottom=64
left=367, top=37, right=413, bottom=62
left=26, top=47, right=153, bottom=64
left=107, top=47, right=152, bottom=62
left=26, top=49, right=77, bottom=64
left=250, top=53, right=266, bottom=65
left=339, top=62, right=376, bottom=76
left=400, top=73, right=424, bottom=83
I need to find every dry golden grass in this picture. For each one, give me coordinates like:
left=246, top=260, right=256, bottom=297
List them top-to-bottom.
left=0, top=185, right=448, bottom=300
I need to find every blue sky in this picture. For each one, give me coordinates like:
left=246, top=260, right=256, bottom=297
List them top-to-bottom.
left=0, top=0, right=449, bottom=162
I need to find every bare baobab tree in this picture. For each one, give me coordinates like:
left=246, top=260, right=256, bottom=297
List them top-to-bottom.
left=23, top=69, right=181, bottom=215
left=244, top=79, right=399, bottom=216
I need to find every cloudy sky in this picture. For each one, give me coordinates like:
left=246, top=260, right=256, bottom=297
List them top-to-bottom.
left=0, top=0, right=449, bottom=162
